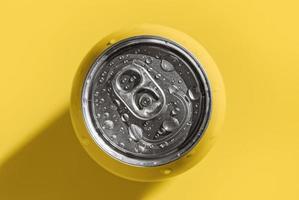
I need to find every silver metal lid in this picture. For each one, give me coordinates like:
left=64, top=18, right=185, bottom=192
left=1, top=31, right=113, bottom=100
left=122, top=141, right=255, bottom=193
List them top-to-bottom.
left=82, top=36, right=211, bottom=167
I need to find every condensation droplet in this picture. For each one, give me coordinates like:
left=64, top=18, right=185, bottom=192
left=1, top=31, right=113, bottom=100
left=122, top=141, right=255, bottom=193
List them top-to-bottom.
left=107, top=39, right=116, bottom=46
left=145, top=58, right=152, bottom=64
left=161, top=60, right=174, bottom=72
left=147, top=67, right=153, bottom=72
left=101, top=71, right=107, bottom=76
left=155, top=74, right=161, bottom=79
left=99, top=77, right=105, bottom=83
left=188, top=87, right=201, bottom=100
left=99, top=98, right=105, bottom=104
left=114, top=99, right=121, bottom=107
left=110, top=104, right=117, bottom=110
left=171, top=107, right=180, bottom=116
left=103, top=112, right=109, bottom=118
left=121, top=113, right=129, bottom=123
left=162, top=117, right=180, bottom=132
left=102, top=120, right=114, bottom=130
left=129, top=124, right=143, bottom=141
left=162, top=168, right=172, bottom=175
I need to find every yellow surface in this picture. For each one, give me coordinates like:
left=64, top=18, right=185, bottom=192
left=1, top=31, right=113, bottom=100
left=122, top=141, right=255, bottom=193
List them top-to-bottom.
left=0, top=0, right=298, bottom=199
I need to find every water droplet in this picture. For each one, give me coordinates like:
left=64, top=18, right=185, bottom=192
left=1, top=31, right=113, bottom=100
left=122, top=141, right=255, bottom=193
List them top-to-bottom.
left=107, top=39, right=116, bottom=45
left=145, top=58, right=152, bottom=64
left=161, top=60, right=174, bottom=72
left=147, top=67, right=153, bottom=72
left=101, top=71, right=107, bottom=76
left=155, top=74, right=161, bottom=79
left=99, top=77, right=105, bottom=83
left=128, top=77, right=134, bottom=82
left=121, top=79, right=126, bottom=84
left=178, top=79, right=182, bottom=84
left=168, top=86, right=178, bottom=94
left=188, top=87, right=201, bottom=100
left=99, top=98, right=105, bottom=104
left=113, top=99, right=121, bottom=107
left=110, top=104, right=117, bottom=110
left=171, top=110, right=177, bottom=116
left=103, top=112, right=109, bottom=118
left=96, top=113, right=101, bottom=118
left=121, top=113, right=129, bottom=123
left=162, top=117, right=180, bottom=132
left=102, top=120, right=114, bottom=130
left=143, top=121, right=151, bottom=128
left=129, top=124, right=143, bottom=141
left=112, top=134, right=117, bottom=139
left=120, top=142, right=125, bottom=147
left=186, top=154, right=192, bottom=158
left=162, top=168, right=172, bottom=175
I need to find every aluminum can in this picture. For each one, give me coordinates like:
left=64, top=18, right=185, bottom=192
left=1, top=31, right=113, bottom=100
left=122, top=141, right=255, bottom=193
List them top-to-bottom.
left=70, top=25, right=225, bottom=181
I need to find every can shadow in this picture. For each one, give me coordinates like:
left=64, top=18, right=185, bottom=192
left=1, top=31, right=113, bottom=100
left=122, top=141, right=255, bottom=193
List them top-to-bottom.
left=0, top=110, right=161, bottom=200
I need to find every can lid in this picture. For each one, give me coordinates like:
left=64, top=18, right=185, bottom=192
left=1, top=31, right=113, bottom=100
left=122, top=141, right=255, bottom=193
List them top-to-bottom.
left=82, top=36, right=211, bottom=167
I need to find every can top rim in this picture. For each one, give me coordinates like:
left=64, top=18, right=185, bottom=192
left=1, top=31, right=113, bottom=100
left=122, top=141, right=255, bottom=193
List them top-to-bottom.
left=81, top=35, right=212, bottom=167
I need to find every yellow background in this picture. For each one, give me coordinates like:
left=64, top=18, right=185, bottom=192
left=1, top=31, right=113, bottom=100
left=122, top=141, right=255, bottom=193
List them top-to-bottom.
left=0, top=0, right=298, bottom=199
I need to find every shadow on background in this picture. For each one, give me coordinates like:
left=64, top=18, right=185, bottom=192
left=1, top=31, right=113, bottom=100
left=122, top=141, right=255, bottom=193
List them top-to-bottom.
left=0, top=110, right=161, bottom=200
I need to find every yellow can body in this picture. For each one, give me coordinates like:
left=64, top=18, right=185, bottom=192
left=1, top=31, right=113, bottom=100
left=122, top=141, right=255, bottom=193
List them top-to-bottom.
left=70, top=25, right=225, bottom=181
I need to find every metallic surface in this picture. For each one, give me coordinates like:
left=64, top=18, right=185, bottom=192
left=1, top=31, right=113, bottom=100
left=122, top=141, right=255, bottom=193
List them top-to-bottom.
left=81, top=36, right=211, bottom=166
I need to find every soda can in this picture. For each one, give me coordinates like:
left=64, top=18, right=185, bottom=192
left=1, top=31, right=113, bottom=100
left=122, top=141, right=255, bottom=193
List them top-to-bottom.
left=70, top=25, right=225, bottom=181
